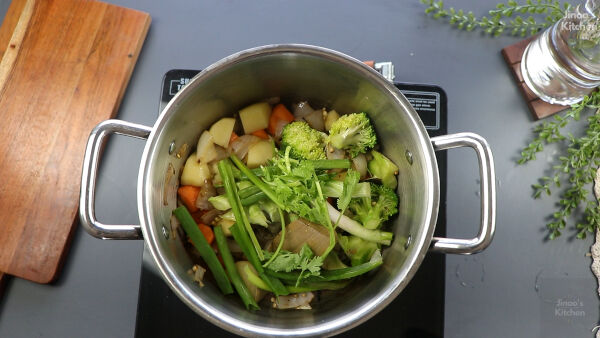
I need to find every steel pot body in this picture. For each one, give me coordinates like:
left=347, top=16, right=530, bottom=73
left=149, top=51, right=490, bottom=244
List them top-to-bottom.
left=80, top=44, right=495, bottom=337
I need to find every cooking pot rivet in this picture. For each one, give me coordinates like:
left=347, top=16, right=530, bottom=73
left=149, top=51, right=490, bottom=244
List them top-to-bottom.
left=168, top=141, right=175, bottom=155
left=405, top=150, right=413, bottom=165
left=162, top=225, right=170, bottom=239
left=405, top=235, right=412, bottom=249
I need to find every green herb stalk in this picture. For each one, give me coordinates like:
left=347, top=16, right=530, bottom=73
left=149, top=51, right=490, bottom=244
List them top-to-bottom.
left=421, top=0, right=570, bottom=37
left=519, top=92, right=600, bottom=239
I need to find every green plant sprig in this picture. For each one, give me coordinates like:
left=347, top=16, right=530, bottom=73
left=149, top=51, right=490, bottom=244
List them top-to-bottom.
left=421, top=0, right=570, bottom=37
left=519, top=91, right=600, bottom=239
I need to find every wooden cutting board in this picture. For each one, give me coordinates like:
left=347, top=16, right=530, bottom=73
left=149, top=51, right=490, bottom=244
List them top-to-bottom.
left=0, top=0, right=150, bottom=284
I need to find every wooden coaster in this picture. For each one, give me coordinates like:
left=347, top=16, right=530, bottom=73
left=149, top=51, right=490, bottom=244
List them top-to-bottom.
left=502, top=36, right=568, bottom=120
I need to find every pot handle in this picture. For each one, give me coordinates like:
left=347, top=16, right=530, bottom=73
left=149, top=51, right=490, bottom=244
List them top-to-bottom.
left=79, top=119, right=152, bottom=240
left=429, top=132, right=496, bottom=254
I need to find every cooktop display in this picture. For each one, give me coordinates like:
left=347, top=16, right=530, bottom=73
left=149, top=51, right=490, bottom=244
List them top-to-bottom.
left=135, top=69, right=447, bottom=337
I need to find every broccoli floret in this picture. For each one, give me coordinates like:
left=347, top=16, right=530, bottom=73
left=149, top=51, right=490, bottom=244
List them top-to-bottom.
left=327, top=112, right=376, bottom=158
left=280, top=121, right=326, bottom=160
left=368, top=150, right=398, bottom=189
left=348, top=183, right=398, bottom=230
left=339, top=235, right=379, bottom=266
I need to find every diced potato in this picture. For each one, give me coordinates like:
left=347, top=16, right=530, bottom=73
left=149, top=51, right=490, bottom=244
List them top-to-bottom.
left=239, top=102, right=271, bottom=134
left=325, top=110, right=340, bottom=131
left=209, top=117, right=236, bottom=148
left=196, top=131, right=217, bottom=163
left=246, top=140, right=274, bottom=168
left=180, top=152, right=211, bottom=186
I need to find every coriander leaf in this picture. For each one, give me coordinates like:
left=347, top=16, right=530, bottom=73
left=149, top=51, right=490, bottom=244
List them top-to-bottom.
left=264, top=251, right=301, bottom=272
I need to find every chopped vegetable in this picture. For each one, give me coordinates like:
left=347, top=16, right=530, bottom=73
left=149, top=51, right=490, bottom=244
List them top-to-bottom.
left=239, top=102, right=271, bottom=134
left=268, top=103, right=295, bottom=136
left=327, top=112, right=376, bottom=158
left=209, top=117, right=236, bottom=148
left=280, top=121, right=326, bottom=160
left=251, top=129, right=270, bottom=139
left=197, top=130, right=218, bottom=163
left=229, top=131, right=239, bottom=144
left=229, top=135, right=261, bottom=161
left=246, top=140, right=274, bottom=168
left=368, top=150, right=399, bottom=189
left=180, top=152, right=211, bottom=187
left=348, top=183, right=399, bottom=230
left=177, top=185, right=201, bottom=213
left=208, top=195, right=231, bottom=211
left=173, top=206, right=233, bottom=295
left=272, top=218, right=330, bottom=256
left=197, top=223, right=215, bottom=245
left=339, top=235, right=378, bottom=266
left=273, top=292, right=314, bottom=309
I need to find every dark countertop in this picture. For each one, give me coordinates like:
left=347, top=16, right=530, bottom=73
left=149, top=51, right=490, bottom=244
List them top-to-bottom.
left=0, top=0, right=598, bottom=337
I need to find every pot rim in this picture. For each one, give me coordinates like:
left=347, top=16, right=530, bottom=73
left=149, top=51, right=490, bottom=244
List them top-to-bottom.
left=137, top=44, right=439, bottom=337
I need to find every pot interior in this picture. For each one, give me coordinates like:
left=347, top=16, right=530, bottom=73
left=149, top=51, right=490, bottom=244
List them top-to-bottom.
left=139, top=45, right=439, bottom=336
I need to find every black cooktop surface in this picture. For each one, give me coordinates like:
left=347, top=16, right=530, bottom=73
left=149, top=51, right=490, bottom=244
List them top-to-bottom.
left=135, top=69, right=447, bottom=337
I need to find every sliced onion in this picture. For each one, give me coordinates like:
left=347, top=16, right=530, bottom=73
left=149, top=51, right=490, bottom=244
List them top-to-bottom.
left=292, top=101, right=314, bottom=119
left=304, top=108, right=325, bottom=132
left=273, top=119, right=288, bottom=140
left=228, top=135, right=261, bottom=160
left=212, top=145, right=230, bottom=162
left=326, top=145, right=346, bottom=160
left=352, top=153, right=368, bottom=178
left=195, top=180, right=217, bottom=210
left=200, top=208, right=221, bottom=225
left=192, top=265, right=206, bottom=287
left=273, top=292, right=314, bottom=309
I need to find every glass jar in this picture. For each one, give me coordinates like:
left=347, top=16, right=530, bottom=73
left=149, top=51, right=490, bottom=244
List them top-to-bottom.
left=521, top=0, right=600, bottom=105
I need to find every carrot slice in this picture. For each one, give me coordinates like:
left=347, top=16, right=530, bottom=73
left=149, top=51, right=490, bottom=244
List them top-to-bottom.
left=268, top=103, right=294, bottom=135
left=251, top=129, right=269, bottom=139
left=229, top=131, right=239, bottom=145
left=177, top=185, right=200, bottom=212
left=188, top=223, right=214, bottom=245
left=198, top=223, right=215, bottom=244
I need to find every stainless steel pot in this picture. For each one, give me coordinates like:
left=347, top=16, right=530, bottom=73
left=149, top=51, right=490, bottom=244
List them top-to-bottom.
left=79, top=44, right=496, bottom=337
